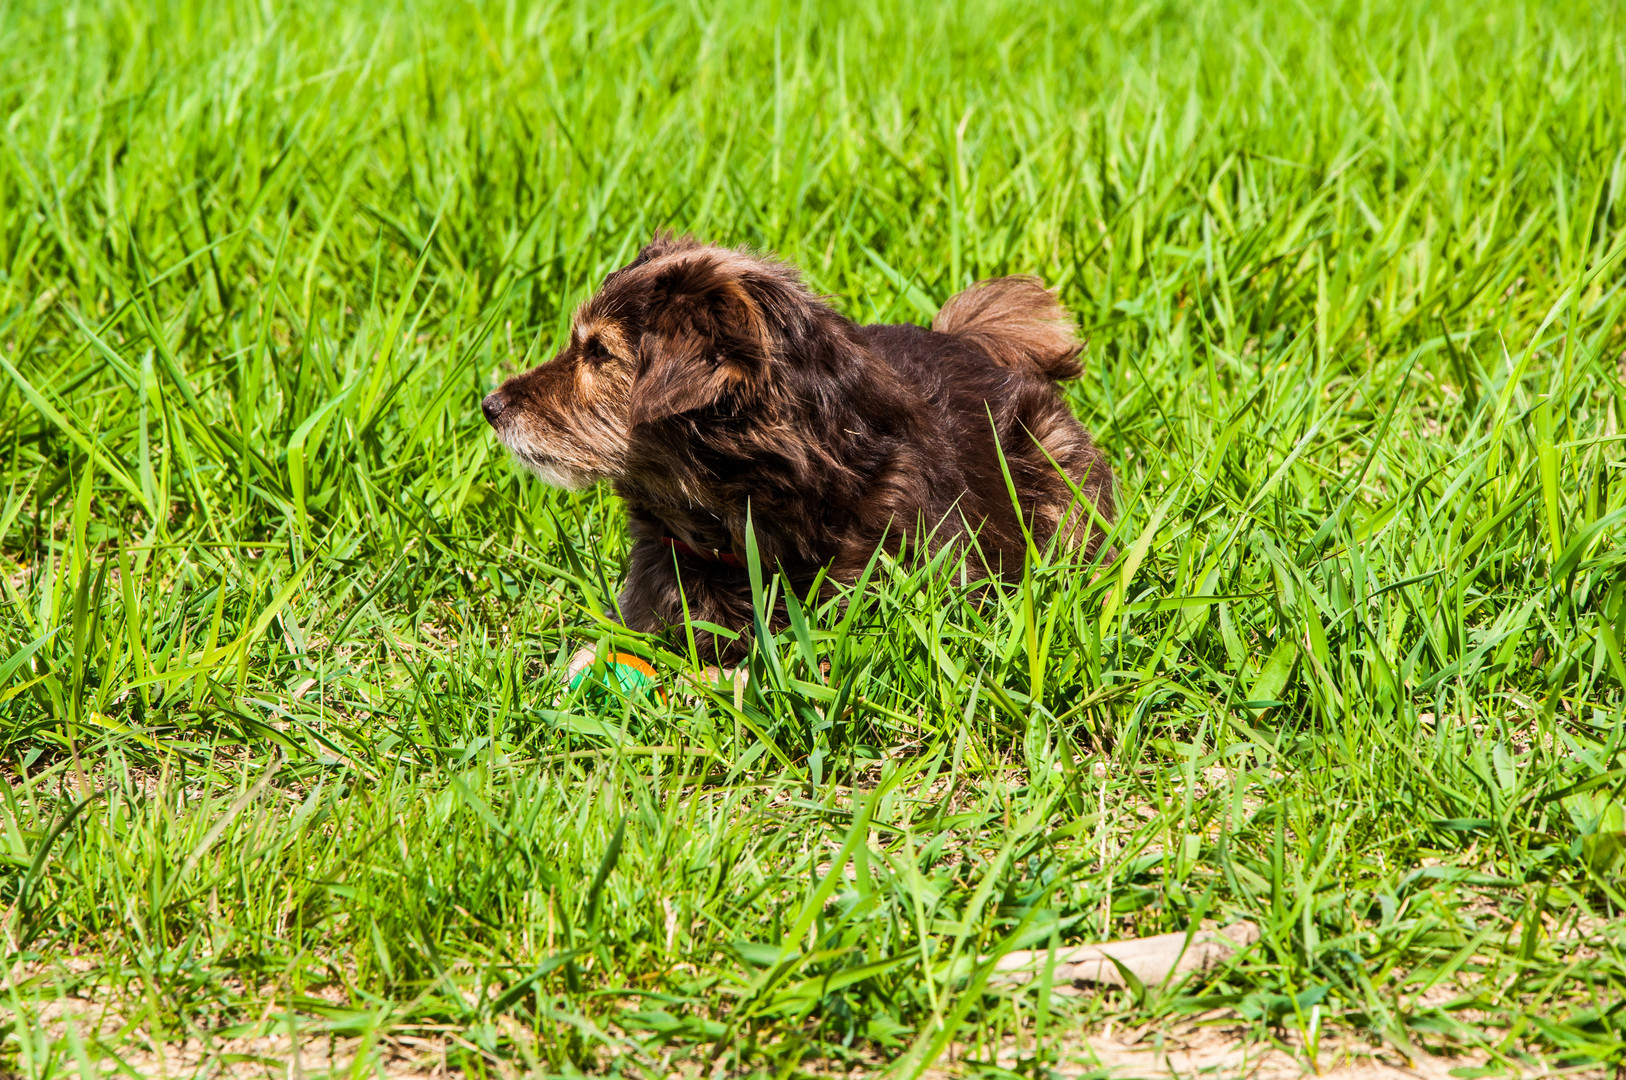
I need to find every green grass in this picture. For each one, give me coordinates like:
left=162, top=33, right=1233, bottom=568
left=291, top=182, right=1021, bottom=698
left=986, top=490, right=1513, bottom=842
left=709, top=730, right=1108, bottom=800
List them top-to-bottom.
left=2, top=0, right=1625, bottom=1075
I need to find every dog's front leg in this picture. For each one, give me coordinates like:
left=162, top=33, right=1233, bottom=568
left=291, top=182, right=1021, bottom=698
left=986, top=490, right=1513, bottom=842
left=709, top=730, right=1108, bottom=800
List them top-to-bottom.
left=618, top=539, right=755, bottom=667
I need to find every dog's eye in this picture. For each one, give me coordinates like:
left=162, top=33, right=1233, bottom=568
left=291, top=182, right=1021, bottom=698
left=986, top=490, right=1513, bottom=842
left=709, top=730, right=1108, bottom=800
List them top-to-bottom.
left=581, top=338, right=612, bottom=365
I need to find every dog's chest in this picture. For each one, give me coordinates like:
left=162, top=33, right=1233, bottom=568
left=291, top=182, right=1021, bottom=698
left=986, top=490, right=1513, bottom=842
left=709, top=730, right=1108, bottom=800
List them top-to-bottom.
left=619, top=485, right=737, bottom=553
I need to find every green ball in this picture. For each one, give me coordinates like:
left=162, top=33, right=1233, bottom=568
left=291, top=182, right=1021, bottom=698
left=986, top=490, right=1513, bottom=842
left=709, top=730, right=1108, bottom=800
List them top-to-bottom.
left=568, top=653, right=661, bottom=698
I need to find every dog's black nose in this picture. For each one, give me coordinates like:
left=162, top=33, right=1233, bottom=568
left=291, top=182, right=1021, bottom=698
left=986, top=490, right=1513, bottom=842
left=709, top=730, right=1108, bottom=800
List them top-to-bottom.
left=481, top=392, right=507, bottom=425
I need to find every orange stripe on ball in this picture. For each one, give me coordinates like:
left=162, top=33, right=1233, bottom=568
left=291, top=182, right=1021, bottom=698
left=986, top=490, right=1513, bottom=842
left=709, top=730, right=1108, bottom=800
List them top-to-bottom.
left=605, top=653, right=658, bottom=680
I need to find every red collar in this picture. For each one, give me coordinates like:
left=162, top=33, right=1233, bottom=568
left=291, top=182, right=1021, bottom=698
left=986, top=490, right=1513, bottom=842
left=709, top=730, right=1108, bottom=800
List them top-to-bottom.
left=660, top=536, right=743, bottom=568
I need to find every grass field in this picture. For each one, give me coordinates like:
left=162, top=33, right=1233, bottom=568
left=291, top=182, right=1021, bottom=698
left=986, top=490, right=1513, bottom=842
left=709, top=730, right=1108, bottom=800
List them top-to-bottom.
left=3, top=0, right=1625, bottom=1076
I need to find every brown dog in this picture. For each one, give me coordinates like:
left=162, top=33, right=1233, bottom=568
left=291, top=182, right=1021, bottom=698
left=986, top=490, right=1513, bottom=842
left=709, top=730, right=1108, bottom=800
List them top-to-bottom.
left=481, top=233, right=1114, bottom=664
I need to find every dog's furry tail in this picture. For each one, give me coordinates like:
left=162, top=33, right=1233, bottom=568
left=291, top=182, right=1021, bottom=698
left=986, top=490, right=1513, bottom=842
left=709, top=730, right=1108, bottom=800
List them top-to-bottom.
left=932, top=276, right=1082, bottom=381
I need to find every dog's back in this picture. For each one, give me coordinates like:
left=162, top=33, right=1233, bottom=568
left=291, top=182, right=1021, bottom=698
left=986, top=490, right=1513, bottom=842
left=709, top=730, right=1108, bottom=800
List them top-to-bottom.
left=858, top=276, right=1113, bottom=560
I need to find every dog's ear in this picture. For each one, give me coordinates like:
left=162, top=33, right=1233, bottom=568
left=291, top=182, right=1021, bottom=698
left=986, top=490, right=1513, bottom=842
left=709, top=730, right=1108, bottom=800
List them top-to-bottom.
left=630, top=253, right=770, bottom=425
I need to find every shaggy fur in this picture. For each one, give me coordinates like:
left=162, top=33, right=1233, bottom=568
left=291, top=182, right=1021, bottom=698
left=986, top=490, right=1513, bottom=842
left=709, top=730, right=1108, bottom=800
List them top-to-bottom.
left=481, top=233, right=1114, bottom=663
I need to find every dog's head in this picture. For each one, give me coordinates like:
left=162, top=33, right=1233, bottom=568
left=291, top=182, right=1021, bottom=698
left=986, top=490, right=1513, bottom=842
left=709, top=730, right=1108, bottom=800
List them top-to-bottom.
left=481, top=232, right=818, bottom=488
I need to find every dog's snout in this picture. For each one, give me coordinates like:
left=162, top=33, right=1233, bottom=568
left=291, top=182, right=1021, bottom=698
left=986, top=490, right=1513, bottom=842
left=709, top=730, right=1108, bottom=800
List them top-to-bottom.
left=481, top=391, right=508, bottom=425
